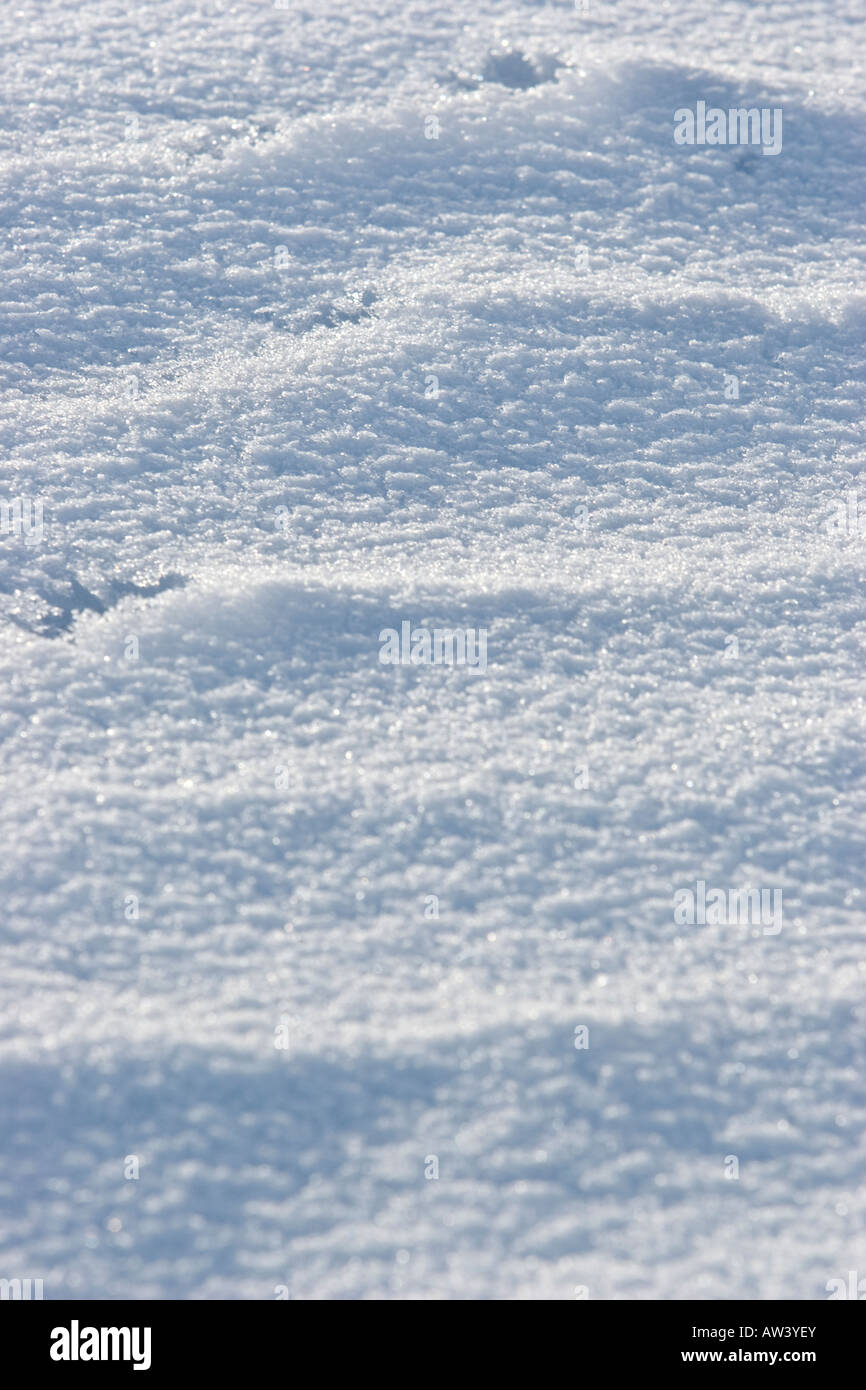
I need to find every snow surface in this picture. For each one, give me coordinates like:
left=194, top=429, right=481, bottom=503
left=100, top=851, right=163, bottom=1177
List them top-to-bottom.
left=1, top=0, right=865, bottom=1300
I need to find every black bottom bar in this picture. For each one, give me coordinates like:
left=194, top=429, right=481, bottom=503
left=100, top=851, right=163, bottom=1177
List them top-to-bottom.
left=4, top=1298, right=861, bottom=1375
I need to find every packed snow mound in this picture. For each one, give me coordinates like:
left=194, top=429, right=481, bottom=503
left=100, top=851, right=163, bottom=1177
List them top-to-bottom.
left=0, top=0, right=864, bottom=1299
